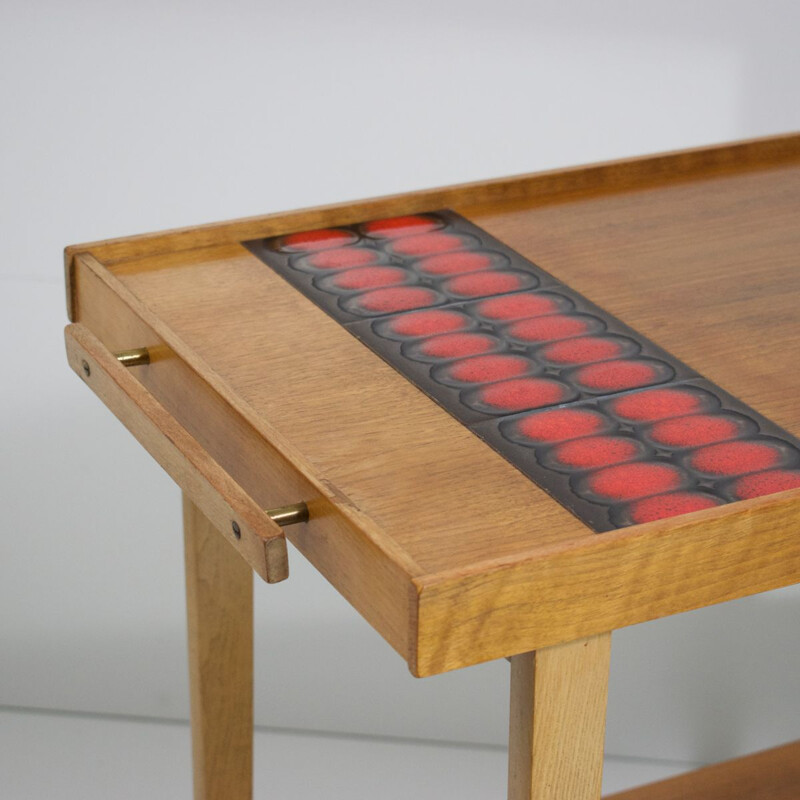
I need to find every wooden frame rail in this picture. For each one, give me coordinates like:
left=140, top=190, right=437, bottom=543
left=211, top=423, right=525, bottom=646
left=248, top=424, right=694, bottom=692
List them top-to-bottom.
left=606, top=739, right=800, bottom=799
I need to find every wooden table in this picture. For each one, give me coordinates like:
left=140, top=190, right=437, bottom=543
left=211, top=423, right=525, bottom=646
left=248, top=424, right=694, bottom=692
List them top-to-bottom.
left=64, top=133, right=800, bottom=799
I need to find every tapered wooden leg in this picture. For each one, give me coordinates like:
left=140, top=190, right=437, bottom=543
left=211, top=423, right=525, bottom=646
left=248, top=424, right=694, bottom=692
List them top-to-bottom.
left=184, top=495, right=253, bottom=800
left=508, top=633, right=612, bottom=800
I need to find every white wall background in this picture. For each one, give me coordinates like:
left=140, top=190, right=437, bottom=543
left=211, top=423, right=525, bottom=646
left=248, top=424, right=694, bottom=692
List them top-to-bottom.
left=2, top=0, right=799, bottom=767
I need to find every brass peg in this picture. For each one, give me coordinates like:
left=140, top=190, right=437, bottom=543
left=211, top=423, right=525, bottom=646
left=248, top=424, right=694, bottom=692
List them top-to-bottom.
left=115, top=347, right=151, bottom=367
left=266, top=502, right=309, bottom=527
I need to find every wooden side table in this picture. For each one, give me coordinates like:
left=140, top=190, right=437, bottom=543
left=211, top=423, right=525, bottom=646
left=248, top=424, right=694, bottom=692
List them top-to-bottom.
left=64, top=133, right=800, bottom=799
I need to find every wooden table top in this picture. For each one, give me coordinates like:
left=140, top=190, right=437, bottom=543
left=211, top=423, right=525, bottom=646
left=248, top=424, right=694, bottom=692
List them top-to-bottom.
left=64, top=134, right=800, bottom=676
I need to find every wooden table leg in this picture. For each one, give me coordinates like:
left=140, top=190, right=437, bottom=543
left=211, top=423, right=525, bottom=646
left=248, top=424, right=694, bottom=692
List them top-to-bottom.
left=184, top=494, right=254, bottom=800
left=508, top=633, right=612, bottom=800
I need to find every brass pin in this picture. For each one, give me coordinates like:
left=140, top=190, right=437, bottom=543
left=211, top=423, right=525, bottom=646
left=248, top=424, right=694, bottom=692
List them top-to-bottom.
left=115, top=347, right=151, bottom=367
left=266, top=502, right=309, bottom=527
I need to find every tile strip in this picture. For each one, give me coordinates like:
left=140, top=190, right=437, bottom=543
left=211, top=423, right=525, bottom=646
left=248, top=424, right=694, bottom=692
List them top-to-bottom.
left=245, top=210, right=800, bottom=531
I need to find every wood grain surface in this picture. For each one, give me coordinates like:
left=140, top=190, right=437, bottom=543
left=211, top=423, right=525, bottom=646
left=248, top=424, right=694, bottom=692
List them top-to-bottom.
left=64, top=132, right=799, bottom=302
left=66, top=135, right=800, bottom=675
left=459, top=161, right=800, bottom=436
left=70, top=252, right=418, bottom=656
left=65, top=323, right=288, bottom=582
left=413, top=485, right=800, bottom=674
left=184, top=496, right=253, bottom=800
left=509, top=635, right=611, bottom=800
left=605, top=739, right=800, bottom=800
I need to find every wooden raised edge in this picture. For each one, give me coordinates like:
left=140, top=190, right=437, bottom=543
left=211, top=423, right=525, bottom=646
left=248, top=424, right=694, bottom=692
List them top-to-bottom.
left=63, top=131, right=800, bottom=320
left=71, top=221, right=800, bottom=676
left=70, top=251, right=422, bottom=658
left=71, top=252, right=424, bottom=582
left=65, top=254, right=77, bottom=322
left=65, top=322, right=289, bottom=583
left=411, top=485, right=800, bottom=675
left=604, top=739, right=800, bottom=799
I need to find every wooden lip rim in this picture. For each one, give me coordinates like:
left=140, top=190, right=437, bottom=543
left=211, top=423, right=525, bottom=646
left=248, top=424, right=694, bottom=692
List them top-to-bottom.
left=64, top=131, right=800, bottom=322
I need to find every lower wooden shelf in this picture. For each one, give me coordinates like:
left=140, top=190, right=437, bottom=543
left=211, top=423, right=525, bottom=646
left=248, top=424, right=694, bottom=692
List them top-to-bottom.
left=605, top=740, right=800, bottom=799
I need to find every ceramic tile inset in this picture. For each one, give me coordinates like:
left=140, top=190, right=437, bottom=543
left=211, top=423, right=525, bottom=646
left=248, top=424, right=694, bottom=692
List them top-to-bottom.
left=245, top=211, right=800, bottom=532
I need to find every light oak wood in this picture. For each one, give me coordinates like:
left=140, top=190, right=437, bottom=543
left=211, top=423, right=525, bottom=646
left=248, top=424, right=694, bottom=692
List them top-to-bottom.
left=64, top=132, right=799, bottom=307
left=65, top=135, right=800, bottom=675
left=459, top=161, right=800, bottom=437
left=109, top=245, right=583, bottom=563
left=70, top=252, right=420, bottom=656
left=64, top=323, right=288, bottom=583
left=413, top=485, right=800, bottom=674
left=184, top=495, right=253, bottom=800
left=509, top=634, right=611, bottom=800
left=605, top=739, right=800, bottom=800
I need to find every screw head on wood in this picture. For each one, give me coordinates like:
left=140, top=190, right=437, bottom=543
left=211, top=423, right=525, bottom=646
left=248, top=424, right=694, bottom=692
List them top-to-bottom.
left=81, top=360, right=91, bottom=377
left=231, top=520, right=241, bottom=539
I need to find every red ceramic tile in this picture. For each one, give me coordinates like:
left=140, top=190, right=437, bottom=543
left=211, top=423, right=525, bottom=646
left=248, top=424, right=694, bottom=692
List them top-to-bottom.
left=361, top=215, right=443, bottom=239
left=276, top=228, right=358, bottom=252
left=386, top=232, right=477, bottom=257
left=297, top=246, right=383, bottom=271
left=414, top=250, right=508, bottom=277
left=320, top=265, right=411, bottom=292
left=442, top=270, right=537, bottom=299
left=345, top=286, right=442, bottom=316
left=470, top=292, right=572, bottom=322
left=376, top=309, right=475, bottom=339
left=505, top=313, right=604, bottom=344
left=405, top=331, right=502, bottom=362
left=538, top=335, right=639, bottom=366
left=435, top=353, right=537, bottom=386
left=570, top=359, right=674, bottom=394
left=466, top=377, right=577, bottom=414
left=606, top=387, right=718, bottom=423
left=508, top=407, right=614, bottom=445
left=645, top=413, right=754, bottom=449
left=545, top=435, right=646, bottom=471
left=686, top=439, right=792, bottom=478
left=580, top=462, right=689, bottom=503
left=728, top=469, right=800, bottom=500
left=623, top=491, right=724, bottom=524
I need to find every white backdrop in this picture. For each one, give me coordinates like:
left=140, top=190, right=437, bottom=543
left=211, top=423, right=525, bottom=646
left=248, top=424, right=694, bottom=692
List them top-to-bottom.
left=2, top=0, right=799, bottom=765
